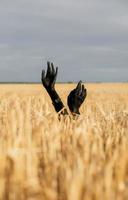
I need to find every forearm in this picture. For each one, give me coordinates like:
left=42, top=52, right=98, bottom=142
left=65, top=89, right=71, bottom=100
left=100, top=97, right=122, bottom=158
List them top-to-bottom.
left=46, top=88, right=68, bottom=115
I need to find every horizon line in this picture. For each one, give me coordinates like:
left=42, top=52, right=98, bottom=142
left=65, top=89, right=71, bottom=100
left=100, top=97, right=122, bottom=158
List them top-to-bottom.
left=0, top=81, right=127, bottom=84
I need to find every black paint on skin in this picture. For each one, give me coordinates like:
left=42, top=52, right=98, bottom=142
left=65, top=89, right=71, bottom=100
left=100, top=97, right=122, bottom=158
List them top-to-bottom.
left=41, top=62, right=87, bottom=118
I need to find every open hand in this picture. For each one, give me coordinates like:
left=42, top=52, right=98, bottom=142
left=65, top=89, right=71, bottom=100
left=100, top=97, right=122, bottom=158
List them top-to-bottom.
left=41, top=61, right=58, bottom=90
left=67, top=81, right=87, bottom=114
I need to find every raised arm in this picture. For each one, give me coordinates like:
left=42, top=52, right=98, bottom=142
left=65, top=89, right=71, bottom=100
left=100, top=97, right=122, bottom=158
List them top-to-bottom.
left=41, top=61, right=68, bottom=115
left=67, top=81, right=87, bottom=116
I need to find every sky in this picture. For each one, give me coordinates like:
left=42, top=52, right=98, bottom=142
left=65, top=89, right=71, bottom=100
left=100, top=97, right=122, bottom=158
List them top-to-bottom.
left=0, top=0, right=128, bottom=82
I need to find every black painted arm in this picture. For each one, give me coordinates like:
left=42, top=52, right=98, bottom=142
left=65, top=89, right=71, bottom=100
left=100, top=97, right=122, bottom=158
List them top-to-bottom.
left=41, top=62, right=68, bottom=115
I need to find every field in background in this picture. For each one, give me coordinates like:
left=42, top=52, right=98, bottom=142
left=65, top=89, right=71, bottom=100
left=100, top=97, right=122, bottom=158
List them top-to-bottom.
left=0, top=83, right=128, bottom=200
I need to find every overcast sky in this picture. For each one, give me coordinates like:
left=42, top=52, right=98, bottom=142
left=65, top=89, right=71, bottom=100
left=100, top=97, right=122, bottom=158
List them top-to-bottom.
left=0, top=0, right=128, bottom=82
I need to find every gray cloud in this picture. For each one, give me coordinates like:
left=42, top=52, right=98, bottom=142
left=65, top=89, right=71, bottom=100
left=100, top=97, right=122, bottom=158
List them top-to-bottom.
left=0, top=0, right=128, bottom=82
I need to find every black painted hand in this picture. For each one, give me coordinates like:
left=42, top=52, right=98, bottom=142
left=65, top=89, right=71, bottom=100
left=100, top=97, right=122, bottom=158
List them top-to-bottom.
left=41, top=61, right=58, bottom=91
left=67, top=81, right=87, bottom=114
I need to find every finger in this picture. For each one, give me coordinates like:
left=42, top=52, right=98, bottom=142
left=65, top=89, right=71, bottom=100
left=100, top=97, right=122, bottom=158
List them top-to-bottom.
left=46, top=61, right=52, bottom=77
left=51, top=62, right=55, bottom=76
left=53, top=67, right=58, bottom=84
left=55, top=67, right=58, bottom=77
left=41, top=70, right=45, bottom=81
left=76, top=80, right=82, bottom=95
left=76, top=80, right=82, bottom=89
left=82, top=84, right=85, bottom=93
left=81, top=85, right=87, bottom=98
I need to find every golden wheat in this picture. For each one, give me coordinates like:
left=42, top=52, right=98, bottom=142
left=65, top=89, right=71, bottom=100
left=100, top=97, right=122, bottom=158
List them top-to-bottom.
left=0, top=83, right=128, bottom=200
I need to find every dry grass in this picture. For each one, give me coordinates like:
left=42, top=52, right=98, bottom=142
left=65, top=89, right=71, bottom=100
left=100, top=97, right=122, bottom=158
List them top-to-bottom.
left=0, top=83, right=128, bottom=200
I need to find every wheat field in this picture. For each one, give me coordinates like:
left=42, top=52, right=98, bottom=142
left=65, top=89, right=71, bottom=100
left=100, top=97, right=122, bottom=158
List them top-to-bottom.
left=0, top=83, right=128, bottom=200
